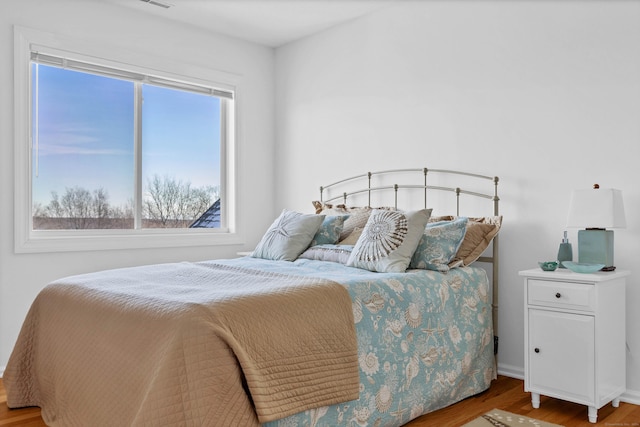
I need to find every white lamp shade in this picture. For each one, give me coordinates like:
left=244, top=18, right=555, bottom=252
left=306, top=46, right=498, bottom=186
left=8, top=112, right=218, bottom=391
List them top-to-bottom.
left=566, top=188, right=626, bottom=229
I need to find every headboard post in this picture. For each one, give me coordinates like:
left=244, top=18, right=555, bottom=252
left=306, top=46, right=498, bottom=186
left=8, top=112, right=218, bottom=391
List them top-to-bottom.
left=423, top=168, right=428, bottom=209
left=367, top=172, right=372, bottom=207
left=491, top=175, right=499, bottom=354
left=493, top=176, right=500, bottom=216
left=394, top=184, right=399, bottom=209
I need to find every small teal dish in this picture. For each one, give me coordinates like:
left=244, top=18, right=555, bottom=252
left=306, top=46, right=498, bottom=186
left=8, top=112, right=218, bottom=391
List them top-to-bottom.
left=538, top=261, right=558, bottom=271
left=562, top=261, right=605, bottom=273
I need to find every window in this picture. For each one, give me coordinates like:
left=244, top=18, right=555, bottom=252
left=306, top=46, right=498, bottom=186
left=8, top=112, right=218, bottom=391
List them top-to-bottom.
left=15, top=27, right=240, bottom=253
left=32, top=58, right=227, bottom=231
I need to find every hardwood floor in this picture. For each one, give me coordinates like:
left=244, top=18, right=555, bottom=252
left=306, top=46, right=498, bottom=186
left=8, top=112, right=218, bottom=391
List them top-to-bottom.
left=1, top=376, right=638, bottom=426
left=406, top=376, right=640, bottom=427
left=0, top=378, right=44, bottom=427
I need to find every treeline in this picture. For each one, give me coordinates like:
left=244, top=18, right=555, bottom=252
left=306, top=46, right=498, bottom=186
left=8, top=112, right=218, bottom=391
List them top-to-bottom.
left=33, top=174, right=219, bottom=230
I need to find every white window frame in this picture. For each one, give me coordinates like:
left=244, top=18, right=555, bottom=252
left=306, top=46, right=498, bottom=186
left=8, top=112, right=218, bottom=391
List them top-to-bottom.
left=14, top=26, right=242, bottom=253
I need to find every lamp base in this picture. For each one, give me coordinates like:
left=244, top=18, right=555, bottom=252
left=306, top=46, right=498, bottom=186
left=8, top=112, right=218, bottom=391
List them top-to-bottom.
left=578, top=229, right=615, bottom=270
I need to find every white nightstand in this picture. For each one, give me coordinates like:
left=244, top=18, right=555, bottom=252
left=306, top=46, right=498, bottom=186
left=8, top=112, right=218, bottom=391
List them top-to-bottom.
left=519, top=268, right=629, bottom=423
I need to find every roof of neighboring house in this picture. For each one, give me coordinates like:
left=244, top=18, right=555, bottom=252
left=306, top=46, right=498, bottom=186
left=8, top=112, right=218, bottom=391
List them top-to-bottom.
left=189, top=199, right=221, bottom=228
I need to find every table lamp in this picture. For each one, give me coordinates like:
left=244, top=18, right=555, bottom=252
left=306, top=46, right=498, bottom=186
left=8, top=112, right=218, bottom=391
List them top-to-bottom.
left=566, top=184, right=626, bottom=271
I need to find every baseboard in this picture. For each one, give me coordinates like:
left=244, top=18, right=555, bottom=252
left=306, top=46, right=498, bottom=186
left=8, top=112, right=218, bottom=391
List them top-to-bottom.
left=497, top=362, right=524, bottom=380
left=0, top=365, right=4, bottom=378
left=621, top=389, right=640, bottom=406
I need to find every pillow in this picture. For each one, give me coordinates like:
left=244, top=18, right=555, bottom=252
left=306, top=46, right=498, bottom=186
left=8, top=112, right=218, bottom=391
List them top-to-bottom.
left=312, top=201, right=339, bottom=214
left=312, top=201, right=394, bottom=214
left=312, top=202, right=397, bottom=241
left=314, top=205, right=371, bottom=240
left=338, top=208, right=372, bottom=240
left=252, top=209, right=325, bottom=261
left=347, top=209, right=432, bottom=273
left=310, top=215, right=349, bottom=246
left=426, top=215, right=503, bottom=267
left=429, top=215, right=455, bottom=223
left=454, top=216, right=502, bottom=266
left=410, top=217, right=468, bottom=272
left=337, top=227, right=363, bottom=245
left=298, top=244, right=353, bottom=264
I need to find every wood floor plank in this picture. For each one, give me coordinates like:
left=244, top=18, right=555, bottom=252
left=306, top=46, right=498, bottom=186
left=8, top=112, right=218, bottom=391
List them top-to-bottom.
left=1, top=376, right=638, bottom=426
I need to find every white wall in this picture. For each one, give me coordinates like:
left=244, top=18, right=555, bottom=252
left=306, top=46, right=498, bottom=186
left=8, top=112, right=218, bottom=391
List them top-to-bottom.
left=0, top=0, right=275, bottom=368
left=275, top=1, right=640, bottom=401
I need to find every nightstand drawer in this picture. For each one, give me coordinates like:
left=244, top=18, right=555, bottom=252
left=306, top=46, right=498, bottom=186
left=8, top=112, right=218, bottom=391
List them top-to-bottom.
left=527, top=279, right=595, bottom=311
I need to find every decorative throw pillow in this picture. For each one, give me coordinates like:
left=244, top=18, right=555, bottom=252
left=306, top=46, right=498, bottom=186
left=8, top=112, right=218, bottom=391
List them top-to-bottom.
left=312, top=201, right=398, bottom=241
left=312, top=201, right=337, bottom=214
left=314, top=205, right=372, bottom=241
left=337, top=208, right=373, bottom=240
left=347, top=209, right=432, bottom=273
left=251, top=210, right=325, bottom=261
left=310, top=215, right=349, bottom=246
left=429, top=215, right=455, bottom=223
left=454, top=216, right=502, bottom=266
left=410, top=217, right=469, bottom=272
left=337, top=227, right=364, bottom=245
left=298, top=244, right=354, bottom=264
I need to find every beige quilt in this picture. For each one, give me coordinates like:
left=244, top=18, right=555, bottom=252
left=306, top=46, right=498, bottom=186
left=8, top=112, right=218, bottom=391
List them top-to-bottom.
left=4, top=261, right=359, bottom=426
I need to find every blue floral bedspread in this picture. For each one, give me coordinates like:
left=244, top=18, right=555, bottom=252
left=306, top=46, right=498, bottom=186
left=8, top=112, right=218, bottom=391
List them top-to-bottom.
left=215, top=257, right=495, bottom=427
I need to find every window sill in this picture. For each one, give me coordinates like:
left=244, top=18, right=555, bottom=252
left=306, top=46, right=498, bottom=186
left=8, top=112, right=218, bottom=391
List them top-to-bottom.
left=15, top=229, right=244, bottom=254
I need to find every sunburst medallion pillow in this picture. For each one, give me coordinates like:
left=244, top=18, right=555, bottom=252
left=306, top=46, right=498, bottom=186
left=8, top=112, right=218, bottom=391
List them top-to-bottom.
left=347, top=208, right=432, bottom=273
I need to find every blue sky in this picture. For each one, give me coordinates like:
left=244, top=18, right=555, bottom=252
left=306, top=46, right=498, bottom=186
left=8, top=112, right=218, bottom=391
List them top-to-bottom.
left=32, top=64, right=221, bottom=208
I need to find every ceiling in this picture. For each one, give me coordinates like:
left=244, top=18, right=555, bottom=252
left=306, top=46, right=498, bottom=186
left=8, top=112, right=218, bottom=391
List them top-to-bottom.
left=103, top=0, right=395, bottom=47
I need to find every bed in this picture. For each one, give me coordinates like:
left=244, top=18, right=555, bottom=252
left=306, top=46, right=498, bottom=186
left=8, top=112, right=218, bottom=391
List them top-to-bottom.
left=4, top=168, right=502, bottom=427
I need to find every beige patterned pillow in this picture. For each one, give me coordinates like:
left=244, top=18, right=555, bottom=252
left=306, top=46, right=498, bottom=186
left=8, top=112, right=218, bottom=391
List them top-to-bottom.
left=312, top=201, right=336, bottom=214
left=338, top=208, right=372, bottom=240
left=429, top=215, right=455, bottom=223
left=454, top=216, right=502, bottom=266
left=338, top=227, right=363, bottom=245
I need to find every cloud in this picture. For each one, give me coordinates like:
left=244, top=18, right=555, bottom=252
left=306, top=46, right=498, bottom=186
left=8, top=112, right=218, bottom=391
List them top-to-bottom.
left=36, top=125, right=131, bottom=156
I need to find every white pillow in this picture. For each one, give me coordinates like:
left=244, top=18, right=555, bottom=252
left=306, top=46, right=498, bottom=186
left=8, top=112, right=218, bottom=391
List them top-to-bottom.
left=252, top=209, right=325, bottom=261
left=347, top=209, right=432, bottom=273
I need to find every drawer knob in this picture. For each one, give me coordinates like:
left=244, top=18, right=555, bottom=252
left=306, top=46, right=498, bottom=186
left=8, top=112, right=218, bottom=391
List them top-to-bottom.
left=555, top=292, right=561, bottom=299
left=534, top=348, right=540, bottom=353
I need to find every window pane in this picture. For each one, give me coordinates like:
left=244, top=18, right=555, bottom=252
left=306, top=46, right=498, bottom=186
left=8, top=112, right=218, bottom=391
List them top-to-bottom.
left=32, top=64, right=135, bottom=230
left=141, top=84, right=221, bottom=228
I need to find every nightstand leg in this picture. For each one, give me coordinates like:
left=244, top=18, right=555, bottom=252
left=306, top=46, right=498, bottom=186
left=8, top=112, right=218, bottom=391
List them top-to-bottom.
left=531, top=392, right=540, bottom=409
left=612, top=397, right=620, bottom=408
left=588, top=406, right=597, bottom=423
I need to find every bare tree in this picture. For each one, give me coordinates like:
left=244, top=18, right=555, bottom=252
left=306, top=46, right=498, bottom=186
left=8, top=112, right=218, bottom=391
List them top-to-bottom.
left=144, top=174, right=218, bottom=227
left=34, top=178, right=218, bottom=229
left=61, top=186, right=92, bottom=229
left=38, top=187, right=114, bottom=229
